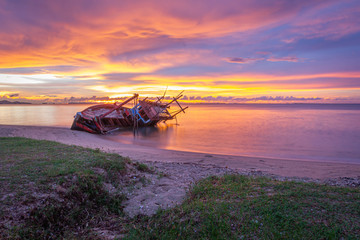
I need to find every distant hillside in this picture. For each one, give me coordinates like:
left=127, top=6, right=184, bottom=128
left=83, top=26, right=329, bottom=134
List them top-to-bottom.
left=0, top=100, right=31, bottom=104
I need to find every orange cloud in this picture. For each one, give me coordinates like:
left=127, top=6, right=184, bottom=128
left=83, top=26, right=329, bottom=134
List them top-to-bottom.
left=0, top=0, right=321, bottom=70
left=0, top=1, right=359, bottom=102
left=129, top=72, right=360, bottom=96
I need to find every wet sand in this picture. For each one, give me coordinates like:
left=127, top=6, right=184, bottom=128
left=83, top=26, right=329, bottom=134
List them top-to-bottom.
left=1, top=124, right=359, bottom=180
left=2, top=124, right=360, bottom=216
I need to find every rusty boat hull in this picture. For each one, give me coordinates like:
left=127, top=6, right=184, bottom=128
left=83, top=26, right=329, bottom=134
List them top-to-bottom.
left=71, top=93, right=187, bottom=134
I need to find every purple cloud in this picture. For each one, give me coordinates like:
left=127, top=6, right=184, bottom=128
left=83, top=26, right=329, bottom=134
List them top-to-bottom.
left=0, top=0, right=359, bottom=102
left=284, top=1, right=360, bottom=41
left=267, top=56, right=300, bottom=62
left=227, top=57, right=264, bottom=64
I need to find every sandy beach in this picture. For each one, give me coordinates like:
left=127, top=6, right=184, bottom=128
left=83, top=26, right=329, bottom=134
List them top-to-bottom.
left=1, top=124, right=360, bottom=217
left=1, top=124, right=359, bottom=180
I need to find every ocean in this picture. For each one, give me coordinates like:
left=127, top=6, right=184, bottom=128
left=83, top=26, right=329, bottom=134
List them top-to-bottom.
left=1, top=103, right=359, bottom=164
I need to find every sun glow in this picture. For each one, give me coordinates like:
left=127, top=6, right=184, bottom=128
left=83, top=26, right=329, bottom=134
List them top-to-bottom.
left=0, top=1, right=359, bottom=103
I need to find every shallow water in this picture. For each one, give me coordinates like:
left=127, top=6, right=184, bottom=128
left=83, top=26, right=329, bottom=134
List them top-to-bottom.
left=1, top=103, right=360, bottom=163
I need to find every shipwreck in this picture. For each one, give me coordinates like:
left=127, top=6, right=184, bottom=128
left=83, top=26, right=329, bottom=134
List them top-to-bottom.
left=71, top=91, right=188, bottom=134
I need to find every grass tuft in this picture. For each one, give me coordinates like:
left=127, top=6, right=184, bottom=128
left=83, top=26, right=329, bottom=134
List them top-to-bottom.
left=0, top=137, right=130, bottom=239
left=1, top=137, right=359, bottom=239
left=134, top=162, right=152, bottom=173
left=15, top=174, right=126, bottom=239
left=125, top=175, right=360, bottom=239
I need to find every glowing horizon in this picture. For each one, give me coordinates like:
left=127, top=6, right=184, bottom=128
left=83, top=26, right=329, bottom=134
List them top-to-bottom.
left=1, top=0, right=360, bottom=103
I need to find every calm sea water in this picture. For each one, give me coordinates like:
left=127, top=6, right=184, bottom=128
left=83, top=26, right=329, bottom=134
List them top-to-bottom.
left=1, top=103, right=359, bottom=163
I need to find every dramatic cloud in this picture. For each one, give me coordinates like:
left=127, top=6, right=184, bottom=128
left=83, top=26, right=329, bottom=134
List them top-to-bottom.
left=0, top=0, right=359, bottom=102
left=0, top=0, right=332, bottom=69
left=286, top=2, right=360, bottom=41
left=187, top=95, right=323, bottom=102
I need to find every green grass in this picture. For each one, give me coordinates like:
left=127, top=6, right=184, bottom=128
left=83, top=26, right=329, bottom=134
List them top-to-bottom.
left=0, top=137, right=130, bottom=239
left=0, top=137, right=128, bottom=185
left=1, top=137, right=359, bottom=239
left=134, top=162, right=153, bottom=173
left=125, top=175, right=360, bottom=239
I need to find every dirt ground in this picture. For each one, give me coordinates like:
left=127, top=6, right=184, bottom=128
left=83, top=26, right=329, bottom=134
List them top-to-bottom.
left=1, top=125, right=359, bottom=217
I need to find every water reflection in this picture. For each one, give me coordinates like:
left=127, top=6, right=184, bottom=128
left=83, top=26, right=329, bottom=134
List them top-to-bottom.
left=0, top=104, right=93, bottom=127
left=1, top=104, right=360, bottom=163
left=104, top=104, right=360, bottom=163
left=104, top=123, right=178, bottom=149
left=136, top=123, right=171, bottom=137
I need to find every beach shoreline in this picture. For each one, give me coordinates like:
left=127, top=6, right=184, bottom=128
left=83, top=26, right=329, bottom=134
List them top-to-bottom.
left=1, top=124, right=359, bottom=181
left=1, top=124, right=359, bottom=218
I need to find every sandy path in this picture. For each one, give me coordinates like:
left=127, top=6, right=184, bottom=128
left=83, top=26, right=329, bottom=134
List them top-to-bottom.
left=1, top=125, right=359, bottom=217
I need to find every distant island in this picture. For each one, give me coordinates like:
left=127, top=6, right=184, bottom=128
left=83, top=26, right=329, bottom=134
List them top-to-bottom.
left=0, top=100, right=31, bottom=104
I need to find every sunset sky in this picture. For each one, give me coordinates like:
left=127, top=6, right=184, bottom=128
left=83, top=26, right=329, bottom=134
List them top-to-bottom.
left=1, top=0, right=360, bottom=103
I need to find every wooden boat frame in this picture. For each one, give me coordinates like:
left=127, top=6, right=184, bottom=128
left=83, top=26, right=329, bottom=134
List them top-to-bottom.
left=71, top=92, right=188, bottom=134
